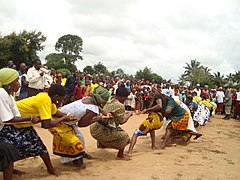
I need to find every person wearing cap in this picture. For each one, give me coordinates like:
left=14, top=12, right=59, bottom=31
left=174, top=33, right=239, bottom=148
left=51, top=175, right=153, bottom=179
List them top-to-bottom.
left=223, top=84, right=232, bottom=120
left=52, top=86, right=111, bottom=167
left=90, top=86, right=134, bottom=160
left=215, top=87, right=225, bottom=115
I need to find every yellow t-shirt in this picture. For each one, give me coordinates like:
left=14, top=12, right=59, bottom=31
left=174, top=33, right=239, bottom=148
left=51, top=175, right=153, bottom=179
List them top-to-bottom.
left=89, top=83, right=99, bottom=94
left=15, top=92, right=58, bottom=128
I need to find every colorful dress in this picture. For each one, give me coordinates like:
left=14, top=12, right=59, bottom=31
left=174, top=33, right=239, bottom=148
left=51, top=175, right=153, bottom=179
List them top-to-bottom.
left=16, top=92, right=84, bottom=158
left=134, top=93, right=166, bottom=136
left=90, top=97, right=130, bottom=149
left=55, top=98, right=99, bottom=163
left=167, top=98, right=198, bottom=141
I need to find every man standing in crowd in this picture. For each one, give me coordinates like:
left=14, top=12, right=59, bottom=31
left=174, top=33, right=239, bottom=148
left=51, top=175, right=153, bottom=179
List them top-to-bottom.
left=27, top=59, right=45, bottom=97
left=18, top=63, right=29, bottom=99
left=64, top=70, right=79, bottom=105
left=193, top=84, right=201, bottom=97
left=223, top=84, right=232, bottom=120
left=201, top=85, right=210, bottom=99
left=215, top=87, right=225, bottom=115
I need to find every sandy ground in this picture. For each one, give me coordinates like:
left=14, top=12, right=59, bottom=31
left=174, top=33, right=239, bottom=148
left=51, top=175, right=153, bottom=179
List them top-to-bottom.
left=1, top=114, right=240, bottom=180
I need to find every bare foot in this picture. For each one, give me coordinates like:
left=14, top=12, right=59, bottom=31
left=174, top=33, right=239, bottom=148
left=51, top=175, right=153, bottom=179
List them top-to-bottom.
left=194, top=134, right=202, bottom=140
left=166, top=143, right=177, bottom=147
left=159, top=144, right=166, bottom=149
left=151, top=145, right=157, bottom=150
left=84, top=152, right=93, bottom=159
left=124, top=153, right=132, bottom=157
left=116, top=155, right=131, bottom=161
left=73, top=158, right=86, bottom=169
left=76, top=164, right=86, bottom=170
left=47, top=168, right=61, bottom=177
left=13, top=169, right=26, bottom=176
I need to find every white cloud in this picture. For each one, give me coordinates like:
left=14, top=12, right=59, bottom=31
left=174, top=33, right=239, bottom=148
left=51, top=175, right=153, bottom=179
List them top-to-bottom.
left=0, top=0, right=240, bottom=82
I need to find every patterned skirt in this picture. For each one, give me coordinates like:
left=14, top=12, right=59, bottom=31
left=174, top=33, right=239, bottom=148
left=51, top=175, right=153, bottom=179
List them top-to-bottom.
left=167, top=111, right=192, bottom=142
left=171, top=111, right=190, bottom=131
left=139, top=112, right=164, bottom=134
left=48, top=122, right=85, bottom=158
left=90, top=122, right=130, bottom=149
left=0, top=125, right=48, bottom=158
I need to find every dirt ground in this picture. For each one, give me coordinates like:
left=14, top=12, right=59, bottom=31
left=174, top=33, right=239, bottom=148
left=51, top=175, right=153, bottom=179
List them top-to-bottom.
left=2, top=114, right=240, bottom=180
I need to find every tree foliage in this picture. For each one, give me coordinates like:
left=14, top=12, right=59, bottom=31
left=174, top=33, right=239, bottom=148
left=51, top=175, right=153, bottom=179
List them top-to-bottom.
left=0, top=30, right=46, bottom=68
left=45, top=34, right=83, bottom=72
left=55, top=34, right=83, bottom=60
left=45, top=53, right=77, bottom=72
left=180, top=59, right=213, bottom=86
left=93, top=62, right=108, bottom=75
left=83, top=65, right=95, bottom=75
left=135, top=67, right=163, bottom=83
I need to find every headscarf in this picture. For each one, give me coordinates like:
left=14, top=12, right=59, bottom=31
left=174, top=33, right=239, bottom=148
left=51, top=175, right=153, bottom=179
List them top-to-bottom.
left=0, top=68, right=19, bottom=87
left=91, top=86, right=110, bottom=104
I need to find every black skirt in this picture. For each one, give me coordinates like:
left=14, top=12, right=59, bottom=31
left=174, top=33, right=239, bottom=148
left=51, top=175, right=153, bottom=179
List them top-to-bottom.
left=0, top=125, right=48, bottom=158
left=0, top=141, right=21, bottom=171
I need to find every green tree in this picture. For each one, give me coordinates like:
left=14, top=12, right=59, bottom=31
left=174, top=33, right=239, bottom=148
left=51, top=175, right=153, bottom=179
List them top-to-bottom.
left=0, top=30, right=46, bottom=68
left=45, top=34, right=82, bottom=72
left=55, top=34, right=83, bottom=60
left=45, top=53, right=77, bottom=72
left=45, top=53, right=65, bottom=70
left=180, top=59, right=212, bottom=86
left=93, top=62, right=108, bottom=75
left=83, top=65, right=95, bottom=75
left=135, top=67, right=152, bottom=80
left=135, top=67, right=163, bottom=83
left=116, top=68, right=125, bottom=78
left=212, top=71, right=225, bottom=87
left=233, top=71, right=240, bottom=85
left=151, top=73, right=163, bottom=83
left=226, top=73, right=234, bottom=85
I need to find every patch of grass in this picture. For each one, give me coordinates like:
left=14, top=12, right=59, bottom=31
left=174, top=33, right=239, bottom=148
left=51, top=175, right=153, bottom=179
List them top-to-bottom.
left=223, top=131, right=240, bottom=138
left=224, top=158, right=235, bottom=165
left=173, top=173, right=183, bottom=180
left=177, top=173, right=183, bottom=177
left=151, top=176, right=160, bottom=180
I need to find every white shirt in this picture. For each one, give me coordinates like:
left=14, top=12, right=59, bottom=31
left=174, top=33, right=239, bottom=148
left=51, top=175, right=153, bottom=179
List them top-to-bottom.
left=27, top=67, right=45, bottom=89
left=0, top=88, right=21, bottom=131
left=193, top=88, right=201, bottom=97
left=216, top=91, right=225, bottom=103
left=236, top=92, right=240, bottom=101
left=60, top=97, right=99, bottom=125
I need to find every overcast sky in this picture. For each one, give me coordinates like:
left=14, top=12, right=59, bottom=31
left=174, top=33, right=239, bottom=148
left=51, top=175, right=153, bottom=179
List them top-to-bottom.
left=0, top=0, right=239, bottom=82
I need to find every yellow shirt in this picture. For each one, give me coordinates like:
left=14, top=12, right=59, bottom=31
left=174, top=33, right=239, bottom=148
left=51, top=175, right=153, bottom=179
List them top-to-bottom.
left=89, top=83, right=99, bottom=94
left=15, top=92, right=58, bottom=128
left=193, top=96, right=202, bottom=105
left=202, top=99, right=213, bottom=110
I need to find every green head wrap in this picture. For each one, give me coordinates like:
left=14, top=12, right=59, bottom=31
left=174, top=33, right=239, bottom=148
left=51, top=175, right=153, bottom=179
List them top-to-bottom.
left=0, top=68, right=19, bottom=87
left=91, top=86, right=110, bottom=104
